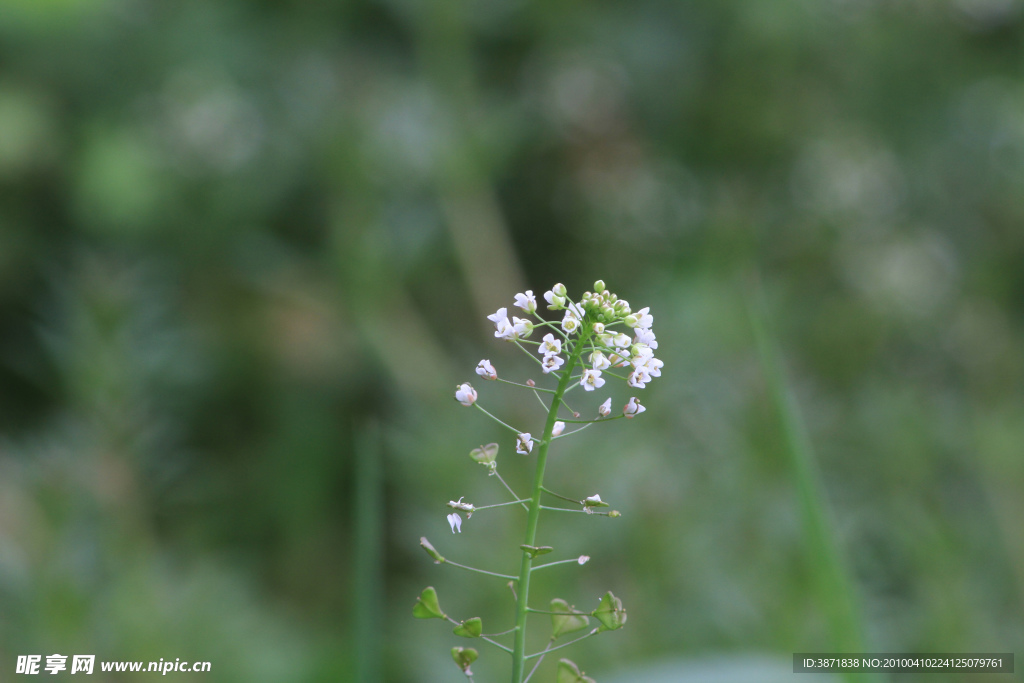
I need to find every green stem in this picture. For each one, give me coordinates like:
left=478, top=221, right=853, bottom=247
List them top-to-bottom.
left=509, top=331, right=588, bottom=682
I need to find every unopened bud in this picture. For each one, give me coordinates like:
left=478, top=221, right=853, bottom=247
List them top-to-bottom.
left=594, top=279, right=606, bottom=293
left=552, top=283, right=567, bottom=297
left=526, top=379, right=535, bottom=387
left=420, top=537, right=445, bottom=564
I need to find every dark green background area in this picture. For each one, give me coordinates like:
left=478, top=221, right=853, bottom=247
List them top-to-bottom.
left=0, top=0, right=1022, bottom=681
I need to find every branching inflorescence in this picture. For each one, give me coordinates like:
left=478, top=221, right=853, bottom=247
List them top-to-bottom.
left=414, top=281, right=663, bottom=683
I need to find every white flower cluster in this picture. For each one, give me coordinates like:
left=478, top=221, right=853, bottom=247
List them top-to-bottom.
left=462, top=280, right=663, bottom=420
left=540, top=280, right=664, bottom=405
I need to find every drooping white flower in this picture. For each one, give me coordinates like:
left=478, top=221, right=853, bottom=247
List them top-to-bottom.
left=513, top=290, right=537, bottom=314
left=634, top=328, right=658, bottom=350
left=539, top=333, right=562, bottom=357
left=589, top=350, right=611, bottom=371
left=541, top=355, right=565, bottom=374
left=475, top=359, right=497, bottom=380
left=580, top=368, right=605, bottom=392
left=455, top=383, right=478, bottom=406
left=623, top=396, right=646, bottom=418
left=598, top=398, right=612, bottom=417
left=552, top=421, right=565, bottom=436
left=516, top=433, right=534, bottom=455
left=447, top=512, right=462, bottom=533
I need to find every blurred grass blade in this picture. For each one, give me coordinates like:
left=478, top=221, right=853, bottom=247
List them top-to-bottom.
left=749, top=294, right=872, bottom=683
left=353, top=421, right=383, bottom=683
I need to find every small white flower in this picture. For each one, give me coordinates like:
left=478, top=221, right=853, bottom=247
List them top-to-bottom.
left=513, top=290, right=537, bottom=314
left=544, top=290, right=565, bottom=310
left=487, top=306, right=509, bottom=327
left=634, top=306, right=653, bottom=330
left=561, top=311, right=580, bottom=334
left=512, top=317, right=534, bottom=339
left=592, top=322, right=605, bottom=335
left=634, top=328, right=658, bottom=350
left=539, top=333, right=562, bottom=357
left=589, top=350, right=611, bottom=371
left=608, top=350, right=630, bottom=368
left=541, top=355, right=565, bottom=374
left=636, top=355, right=663, bottom=378
left=475, top=360, right=497, bottom=380
left=580, top=368, right=605, bottom=392
left=627, top=369, right=650, bottom=389
left=455, top=383, right=478, bottom=406
left=623, top=396, right=646, bottom=418
left=598, top=398, right=612, bottom=417
left=552, top=421, right=565, bottom=436
left=516, top=433, right=534, bottom=455
left=584, top=494, right=603, bottom=505
left=447, top=497, right=476, bottom=515
left=447, top=512, right=462, bottom=533
left=577, top=555, right=590, bottom=565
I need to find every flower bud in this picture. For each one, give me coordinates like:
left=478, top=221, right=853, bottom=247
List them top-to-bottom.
left=594, top=279, right=606, bottom=293
left=552, top=283, right=567, bottom=297
left=624, top=314, right=638, bottom=328
left=475, top=360, right=497, bottom=380
left=455, top=383, right=478, bottom=406
left=623, top=397, right=646, bottom=418
left=552, top=421, right=565, bottom=436
left=420, top=537, right=445, bottom=564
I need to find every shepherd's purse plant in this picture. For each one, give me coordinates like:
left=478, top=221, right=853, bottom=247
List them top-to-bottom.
left=414, top=281, right=663, bottom=683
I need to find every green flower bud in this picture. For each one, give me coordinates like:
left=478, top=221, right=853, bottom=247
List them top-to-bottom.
left=594, top=279, right=606, bottom=293
left=552, top=283, right=567, bottom=297
left=419, top=537, right=445, bottom=564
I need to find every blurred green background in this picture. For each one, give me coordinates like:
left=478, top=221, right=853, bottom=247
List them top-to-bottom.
left=1, top=0, right=1023, bottom=681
